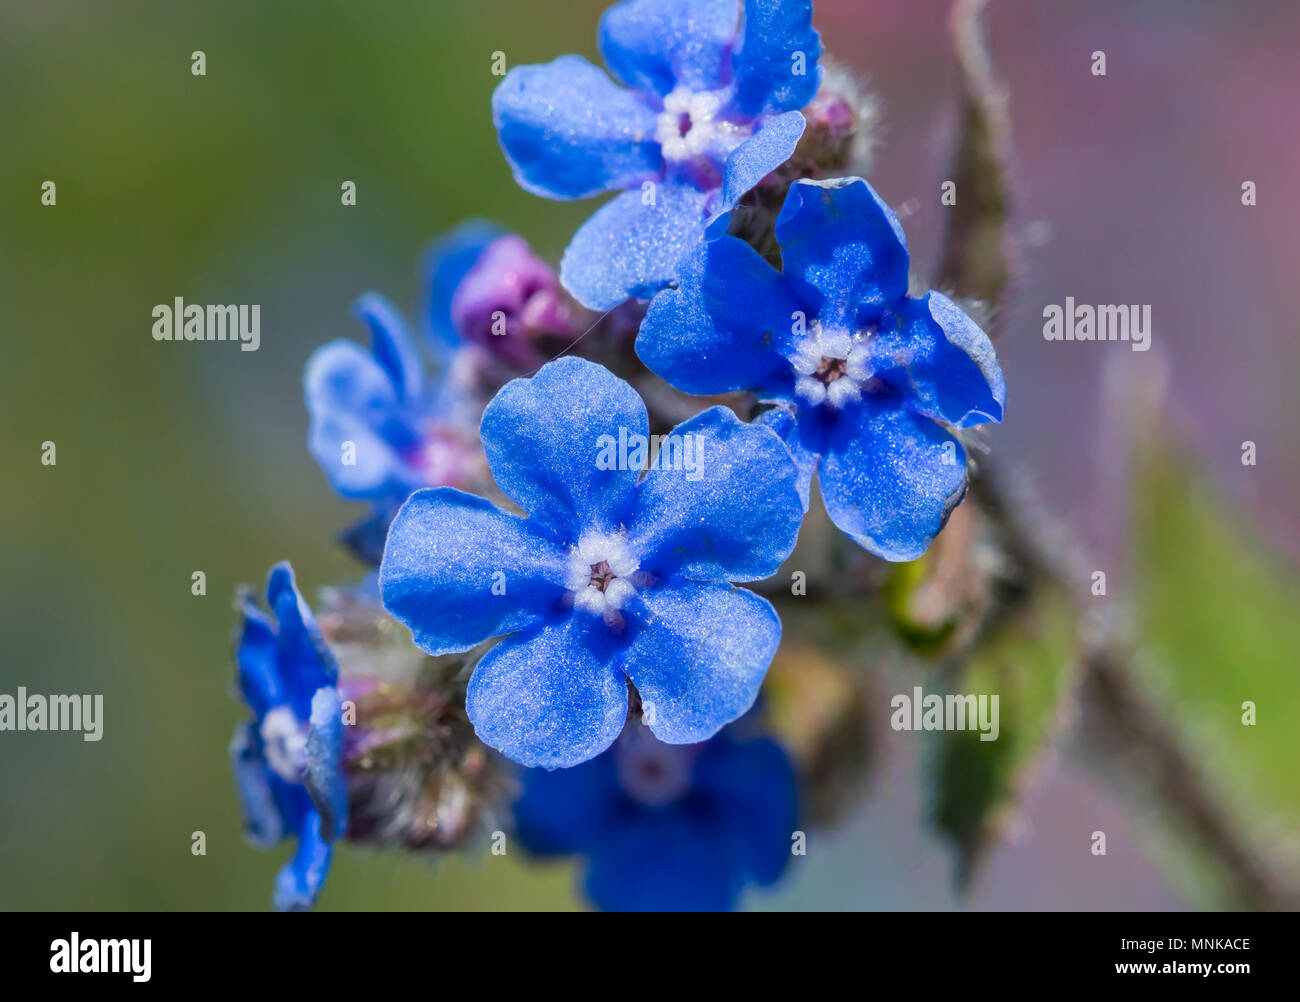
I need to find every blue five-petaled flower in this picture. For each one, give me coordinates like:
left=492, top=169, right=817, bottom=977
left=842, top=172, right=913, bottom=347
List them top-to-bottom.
left=493, top=0, right=822, bottom=310
left=637, top=176, right=1007, bottom=561
left=304, top=248, right=488, bottom=511
left=379, top=356, right=804, bottom=769
left=231, top=562, right=348, bottom=911
left=514, top=721, right=798, bottom=911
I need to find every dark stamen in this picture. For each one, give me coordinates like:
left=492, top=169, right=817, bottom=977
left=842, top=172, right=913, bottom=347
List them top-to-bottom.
left=814, top=356, right=847, bottom=385
left=588, top=560, right=616, bottom=592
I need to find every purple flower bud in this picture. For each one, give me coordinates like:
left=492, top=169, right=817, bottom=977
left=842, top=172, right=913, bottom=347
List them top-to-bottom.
left=791, top=65, right=878, bottom=179
left=757, top=91, right=857, bottom=196
left=806, top=91, right=855, bottom=142
left=449, top=235, right=578, bottom=369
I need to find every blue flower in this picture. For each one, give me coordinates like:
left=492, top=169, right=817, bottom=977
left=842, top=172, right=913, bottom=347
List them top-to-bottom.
left=493, top=0, right=823, bottom=310
left=637, top=176, right=1006, bottom=561
left=305, top=223, right=583, bottom=550
left=304, top=227, right=504, bottom=565
left=304, top=292, right=485, bottom=511
left=379, top=356, right=804, bottom=769
left=231, top=562, right=348, bottom=911
left=514, top=721, right=798, bottom=911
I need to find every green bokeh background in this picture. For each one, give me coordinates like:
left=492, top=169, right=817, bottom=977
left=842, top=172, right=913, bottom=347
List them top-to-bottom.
left=0, top=0, right=609, bottom=910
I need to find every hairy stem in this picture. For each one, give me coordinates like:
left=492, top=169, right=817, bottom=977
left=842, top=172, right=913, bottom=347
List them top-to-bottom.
left=942, top=0, right=1297, bottom=907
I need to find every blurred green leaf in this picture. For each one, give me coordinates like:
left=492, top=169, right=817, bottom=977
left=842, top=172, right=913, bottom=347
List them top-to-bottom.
left=1133, top=436, right=1300, bottom=830
left=882, top=555, right=960, bottom=652
left=927, top=585, right=1077, bottom=887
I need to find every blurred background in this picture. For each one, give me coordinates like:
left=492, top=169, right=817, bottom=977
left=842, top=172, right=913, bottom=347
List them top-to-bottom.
left=1, top=0, right=1297, bottom=910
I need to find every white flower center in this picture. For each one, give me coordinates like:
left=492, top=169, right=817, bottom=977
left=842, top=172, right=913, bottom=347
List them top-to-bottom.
left=655, top=86, right=748, bottom=163
left=790, top=325, right=873, bottom=408
left=566, top=530, right=640, bottom=621
left=261, top=705, right=308, bottom=783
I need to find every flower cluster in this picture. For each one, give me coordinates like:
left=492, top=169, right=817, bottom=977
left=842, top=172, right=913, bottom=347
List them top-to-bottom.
left=230, top=0, right=1005, bottom=912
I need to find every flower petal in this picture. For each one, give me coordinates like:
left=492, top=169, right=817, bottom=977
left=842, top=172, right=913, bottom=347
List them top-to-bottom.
left=598, top=0, right=739, bottom=95
left=730, top=0, right=823, bottom=116
left=493, top=55, right=662, bottom=201
left=720, top=109, right=806, bottom=210
left=774, top=176, right=910, bottom=329
left=560, top=181, right=712, bottom=309
left=421, top=220, right=504, bottom=358
left=636, top=235, right=795, bottom=396
left=353, top=292, right=422, bottom=404
left=870, top=292, right=1006, bottom=428
left=303, top=339, right=419, bottom=501
left=480, top=357, right=647, bottom=536
left=818, top=397, right=968, bottom=561
left=756, top=405, right=817, bottom=510
left=629, top=406, right=802, bottom=582
left=380, top=488, right=567, bottom=656
left=338, top=503, right=397, bottom=568
left=266, top=562, right=337, bottom=717
left=620, top=582, right=780, bottom=745
left=235, top=596, right=285, bottom=718
left=466, top=616, right=630, bottom=769
left=304, top=687, right=348, bottom=842
left=230, top=722, right=284, bottom=848
left=694, top=733, right=798, bottom=885
left=513, top=752, right=621, bottom=856
left=272, top=810, right=333, bottom=912
left=585, top=810, right=739, bottom=911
